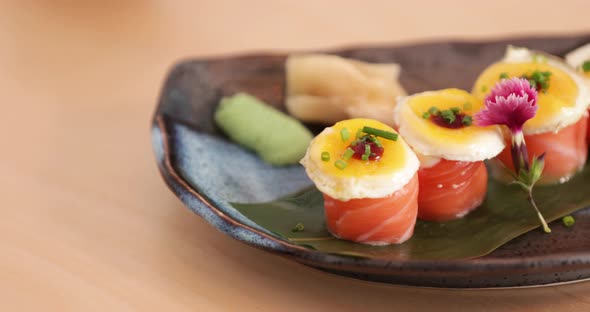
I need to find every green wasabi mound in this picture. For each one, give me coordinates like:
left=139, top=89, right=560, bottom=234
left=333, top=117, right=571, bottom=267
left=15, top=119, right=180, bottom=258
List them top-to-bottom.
left=214, top=93, right=313, bottom=166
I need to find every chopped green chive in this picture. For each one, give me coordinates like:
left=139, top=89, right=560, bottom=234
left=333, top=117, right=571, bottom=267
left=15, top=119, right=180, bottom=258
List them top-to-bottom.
left=582, top=60, right=590, bottom=73
left=523, top=70, right=552, bottom=92
left=499, top=72, right=509, bottom=79
left=481, top=85, right=488, bottom=93
left=463, top=102, right=472, bottom=110
left=428, top=106, right=440, bottom=116
left=450, top=107, right=460, bottom=114
left=440, top=109, right=456, bottom=124
left=422, top=112, right=430, bottom=119
left=462, top=115, right=473, bottom=126
left=362, top=126, right=398, bottom=141
left=340, top=128, right=350, bottom=142
left=351, top=134, right=369, bottom=148
left=365, top=135, right=383, bottom=149
left=367, top=136, right=383, bottom=147
left=364, top=144, right=371, bottom=155
left=342, top=148, right=354, bottom=160
left=321, top=151, right=330, bottom=161
left=361, top=154, right=369, bottom=161
left=334, top=160, right=347, bottom=170
left=562, top=215, right=575, bottom=227
left=291, top=222, right=305, bottom=232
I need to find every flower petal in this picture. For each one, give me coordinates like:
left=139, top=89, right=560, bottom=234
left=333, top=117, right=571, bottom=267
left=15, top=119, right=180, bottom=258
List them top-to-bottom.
left=475, top=78, right=538, bottom=132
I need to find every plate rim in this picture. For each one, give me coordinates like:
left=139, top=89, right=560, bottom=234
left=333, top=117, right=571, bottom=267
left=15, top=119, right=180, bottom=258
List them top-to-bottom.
left=152, top=115, right=590, bottom=287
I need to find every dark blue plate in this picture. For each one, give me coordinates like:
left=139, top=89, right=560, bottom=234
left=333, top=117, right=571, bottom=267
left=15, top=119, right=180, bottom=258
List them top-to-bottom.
left=152, top=34, right=590, bottom=288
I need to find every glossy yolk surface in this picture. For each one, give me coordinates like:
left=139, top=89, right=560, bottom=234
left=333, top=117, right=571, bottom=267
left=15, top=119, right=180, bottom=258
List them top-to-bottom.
left=472, top=62, right=579, bottom=130
left=405, top=88, right=495, bottom=144
left=310, top=118, right=408, bottom=178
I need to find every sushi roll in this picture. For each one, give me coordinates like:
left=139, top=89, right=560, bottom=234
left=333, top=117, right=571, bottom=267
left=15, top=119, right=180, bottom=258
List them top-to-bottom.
left=565, top=43, right=590, bottom=143
left=473, top=46, right=590, bottom=184
left=394, top=89, right=505, bottom=222
left=300, top=118, right=420, bottom=245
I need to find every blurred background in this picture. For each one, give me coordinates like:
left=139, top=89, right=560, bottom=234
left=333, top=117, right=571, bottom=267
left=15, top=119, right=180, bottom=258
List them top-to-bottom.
left=1, top=1, right=589, bottom=311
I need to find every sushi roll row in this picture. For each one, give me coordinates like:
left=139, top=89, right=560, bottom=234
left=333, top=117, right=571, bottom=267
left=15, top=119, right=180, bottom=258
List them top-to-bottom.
left=299, top=46, right=590, bottom=245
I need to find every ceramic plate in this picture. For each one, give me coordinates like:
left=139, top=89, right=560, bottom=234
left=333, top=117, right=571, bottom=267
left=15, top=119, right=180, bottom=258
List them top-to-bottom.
left=152, top=34, right=590, bottom=288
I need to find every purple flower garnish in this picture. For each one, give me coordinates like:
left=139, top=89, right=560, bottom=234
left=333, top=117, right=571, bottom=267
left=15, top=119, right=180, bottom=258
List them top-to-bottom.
left=475, top=77, right=550, bottom=233
left=475, top=78, right=538, bottom=133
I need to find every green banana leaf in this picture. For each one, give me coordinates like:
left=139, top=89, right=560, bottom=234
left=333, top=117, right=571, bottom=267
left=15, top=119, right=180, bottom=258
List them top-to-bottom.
left=231, top=165, right=590, bottom=260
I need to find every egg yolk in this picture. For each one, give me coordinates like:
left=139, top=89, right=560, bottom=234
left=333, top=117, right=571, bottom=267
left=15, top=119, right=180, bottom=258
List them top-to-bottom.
left=472, top=62, right=579, bottom=131
left=403, top=88, right=494, bottom=145
left=310, top=118, right=408, bottom=177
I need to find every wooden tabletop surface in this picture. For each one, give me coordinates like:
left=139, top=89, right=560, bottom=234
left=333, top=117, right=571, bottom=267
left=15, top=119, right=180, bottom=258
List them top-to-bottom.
left=2, top=1, right=590, bottom=311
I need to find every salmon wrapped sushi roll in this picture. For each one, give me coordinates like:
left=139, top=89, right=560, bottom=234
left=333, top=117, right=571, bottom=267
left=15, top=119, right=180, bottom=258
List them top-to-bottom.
left=566, top=43, right=590, bottom=144
left=473, top=46, right=590, bottom=184
left=394, top=89, right=505, bottom=222
left=300, top=118, right=420, bottom=245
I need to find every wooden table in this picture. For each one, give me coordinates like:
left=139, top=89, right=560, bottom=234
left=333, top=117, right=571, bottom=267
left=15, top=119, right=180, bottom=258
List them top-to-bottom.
left=2, top=1, right=590, bottom=310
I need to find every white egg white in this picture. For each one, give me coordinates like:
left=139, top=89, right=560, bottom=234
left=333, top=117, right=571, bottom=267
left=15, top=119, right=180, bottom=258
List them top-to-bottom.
left=414, top=151, right=441, bottom=169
